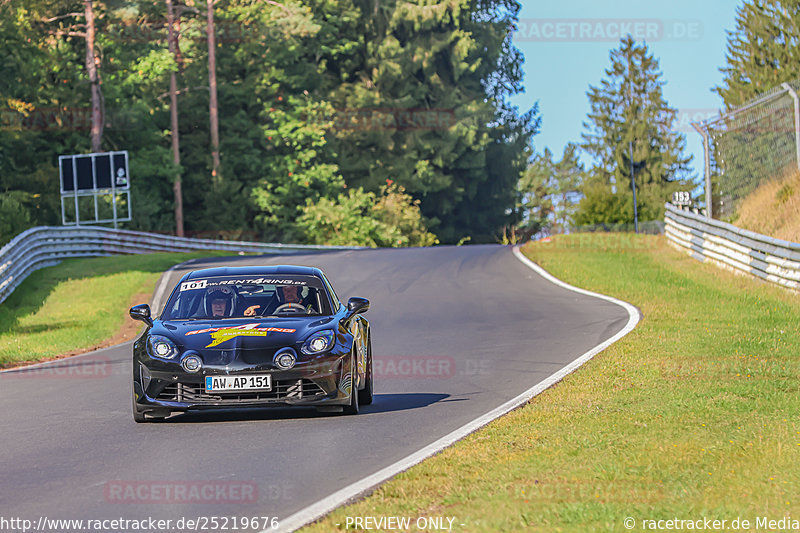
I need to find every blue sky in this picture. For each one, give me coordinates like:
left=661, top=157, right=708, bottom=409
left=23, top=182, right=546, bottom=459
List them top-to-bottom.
left=508, top=0, right=741, bottom=186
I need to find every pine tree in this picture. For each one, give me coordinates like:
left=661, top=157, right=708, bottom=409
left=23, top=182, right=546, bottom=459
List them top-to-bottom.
left=310, top=0, right=538, bottom=243
left=716, top=0, right=800, bottom=108
left=579, top=36, right=692, bottom=224
left=518, top=143, right=584, bottom=234
left=551, top=143, right=584, bottom=229
left=517, top=147, right=555, bottom=235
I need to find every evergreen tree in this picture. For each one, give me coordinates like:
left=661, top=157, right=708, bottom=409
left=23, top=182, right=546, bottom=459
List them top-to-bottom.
left=0, top=0, right=536, bottom=246
left=310, top=0, right=538, bottom=243
left=716, top=0, right=800, bottom=108
left=579, top=36, right=692, bottom=224
left=517, top=143, right=584, bottom=234
left=551, top=143, right=584, bottom=229
left=517, top=147, right=555, bottom=235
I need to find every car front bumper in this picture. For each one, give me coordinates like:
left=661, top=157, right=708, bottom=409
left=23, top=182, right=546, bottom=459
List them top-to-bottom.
left=133, top=352, right=354, bottom=414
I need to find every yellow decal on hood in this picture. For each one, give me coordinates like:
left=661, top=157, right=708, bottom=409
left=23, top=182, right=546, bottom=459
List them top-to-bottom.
left=184, top=323, right=297, bottom=348
left=206, top=329, right=268, bottom=348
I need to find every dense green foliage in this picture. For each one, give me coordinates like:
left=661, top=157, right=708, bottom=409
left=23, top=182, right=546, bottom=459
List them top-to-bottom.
left=0, top=0, right=537, bottom=245
left=716, top=0, right=800, bottom=108
left=577, top=36, right=692, bottom=224
left=298, top=181, right=438, bottom=247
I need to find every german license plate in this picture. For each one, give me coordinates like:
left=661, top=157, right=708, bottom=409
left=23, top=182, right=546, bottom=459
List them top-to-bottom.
left=205, top=374, right=272, bottom=392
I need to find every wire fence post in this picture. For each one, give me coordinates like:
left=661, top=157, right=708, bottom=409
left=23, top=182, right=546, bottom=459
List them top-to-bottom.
left=696, top=81, right=799, bottom=220
left=781, top=82, right=800, bottom=172
left=691, top=122, right=712, bottom=219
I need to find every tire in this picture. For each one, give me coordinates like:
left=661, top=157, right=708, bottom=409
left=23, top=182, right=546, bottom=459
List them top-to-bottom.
left=358, top=336, right=373, bottom=406
left=343, top=353, right=359, bottom=415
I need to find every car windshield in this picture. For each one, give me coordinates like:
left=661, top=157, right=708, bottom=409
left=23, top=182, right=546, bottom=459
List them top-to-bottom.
left=162, top=275, right=332, bottom=320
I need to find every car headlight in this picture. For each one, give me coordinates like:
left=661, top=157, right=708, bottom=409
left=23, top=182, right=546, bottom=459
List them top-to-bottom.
left=301, top=330, right=335, bottom=355
left=147, top=335, right=179, bottom=360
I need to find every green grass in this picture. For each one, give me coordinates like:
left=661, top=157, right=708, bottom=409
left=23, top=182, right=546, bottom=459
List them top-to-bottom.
left=302, top=234, right=800, bottom=532
left=0, top=251, right=227, bottom=366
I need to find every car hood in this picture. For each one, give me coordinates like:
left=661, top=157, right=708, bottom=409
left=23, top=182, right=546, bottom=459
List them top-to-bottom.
left=151, top=316, right=338, bottom=352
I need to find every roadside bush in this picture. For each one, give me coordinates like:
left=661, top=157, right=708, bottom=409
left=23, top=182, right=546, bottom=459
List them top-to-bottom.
left=298, top=181, right=438, bottom=247
left=0, top=191, right=33, bottom=247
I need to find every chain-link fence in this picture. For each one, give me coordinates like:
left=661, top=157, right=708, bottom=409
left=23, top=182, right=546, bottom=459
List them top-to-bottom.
left=695, top=80, right=800, bottom=220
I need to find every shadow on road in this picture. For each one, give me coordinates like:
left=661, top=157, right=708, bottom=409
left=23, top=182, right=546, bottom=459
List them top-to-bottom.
left=155, top=392, right=450, bottom=424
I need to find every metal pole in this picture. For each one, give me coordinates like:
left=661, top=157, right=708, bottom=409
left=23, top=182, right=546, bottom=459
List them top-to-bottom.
left=627, top=57, right=638, bottom=234
left=781, top=82, right=800, bottom=172
left=691, top=122, right=712, bottom=219
left=630, top=139, right=638, bottom=233
left=110, top=151, right=118, bottom=229
left=125, top=151, right=132, bottom=222
left=91, top=153, right=99, bottom=222
left=71, top=157, right=80, bottom=226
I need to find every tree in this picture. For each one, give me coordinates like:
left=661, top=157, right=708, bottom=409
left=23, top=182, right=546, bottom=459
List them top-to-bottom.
left=0, top=0, right=536, bottom=246
left=166, top=0, right=184, bottom=236
left=206, top=0, right=221, bottom=185
left=309, top=0, right=538, bottom=243
left=716, top=0, right=800, bottom=108
left=579, top=36, right=692, bottom=224
left=518, top=143, right=584, bottom=234
left=550, top=143, right=584, bottom=228
left=518, top=148, right=555, bottom=235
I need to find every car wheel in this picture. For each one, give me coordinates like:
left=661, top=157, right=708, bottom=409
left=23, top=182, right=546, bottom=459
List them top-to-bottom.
left=358, top=336, right=373, bottom=406
left=343, top=352, right=359, bottom=415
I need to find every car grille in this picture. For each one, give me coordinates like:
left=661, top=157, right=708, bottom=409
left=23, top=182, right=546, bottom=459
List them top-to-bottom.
left=155, top=379, right=325, bottom=404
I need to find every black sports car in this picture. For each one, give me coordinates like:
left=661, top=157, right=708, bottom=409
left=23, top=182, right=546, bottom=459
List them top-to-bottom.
left=129, top=265, right=372, bottom=422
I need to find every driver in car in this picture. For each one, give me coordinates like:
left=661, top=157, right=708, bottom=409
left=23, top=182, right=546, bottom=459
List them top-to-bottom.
left=249, top=284, right=313, bottom=316
left=280, top=285, right=303, bottom=305
left=206, top=286, right=235, bottom=317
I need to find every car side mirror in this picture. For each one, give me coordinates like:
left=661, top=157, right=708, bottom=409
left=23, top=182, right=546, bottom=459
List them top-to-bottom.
left=346, top=297, right=370, bottom=316
left=129, top=304, right=153, bottom=327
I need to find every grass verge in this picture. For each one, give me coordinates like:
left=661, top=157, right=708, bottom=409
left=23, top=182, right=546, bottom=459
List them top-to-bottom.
left=302, top=234, right=800, bottom=532
left=0, top=251, right=228, bottom=367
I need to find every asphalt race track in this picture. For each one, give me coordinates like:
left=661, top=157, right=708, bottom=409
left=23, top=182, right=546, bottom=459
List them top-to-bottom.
left=0, top=245, right=631, bottom=531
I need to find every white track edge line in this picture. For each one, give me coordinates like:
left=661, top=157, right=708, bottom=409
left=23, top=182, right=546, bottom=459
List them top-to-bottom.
left=273, top=245, right=641, bottom=533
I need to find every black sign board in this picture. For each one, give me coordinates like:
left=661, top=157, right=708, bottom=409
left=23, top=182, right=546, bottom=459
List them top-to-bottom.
left=59, top=150, right=131, bottom=226
left=59, top=151, right=129, bottom=192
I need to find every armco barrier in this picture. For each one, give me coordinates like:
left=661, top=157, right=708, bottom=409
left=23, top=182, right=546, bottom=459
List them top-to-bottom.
left=664, top=203, right=800, bottom=290
left=0, top=226, right=362, bottom=305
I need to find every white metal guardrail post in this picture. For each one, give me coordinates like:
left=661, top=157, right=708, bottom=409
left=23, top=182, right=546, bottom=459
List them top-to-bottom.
left=664, top=203, right=800, bottom=290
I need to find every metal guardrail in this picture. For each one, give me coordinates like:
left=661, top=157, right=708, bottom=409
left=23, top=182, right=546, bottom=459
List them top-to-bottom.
left=664, top=203, right=800, bottom=290
left=0, top=226, right=362, bottom=305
